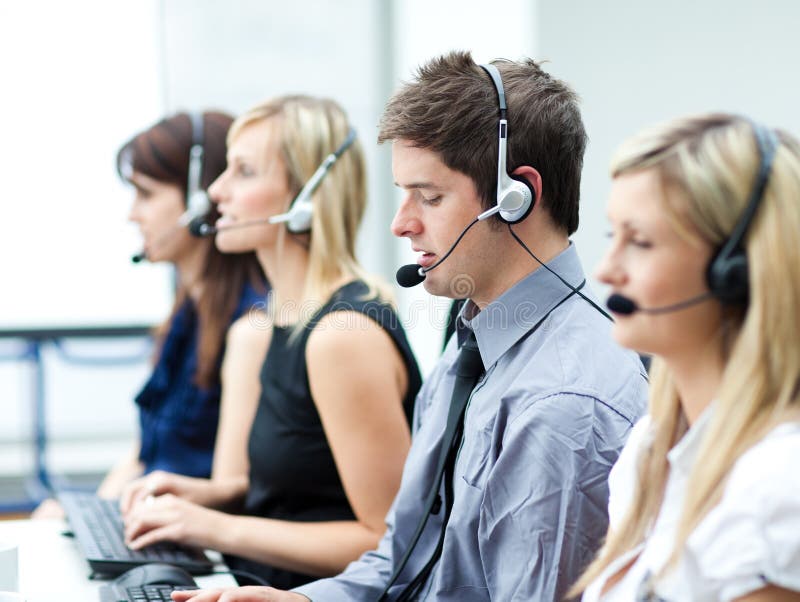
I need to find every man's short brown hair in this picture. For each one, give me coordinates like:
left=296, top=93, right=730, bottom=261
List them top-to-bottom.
left=378, top=50, right=587, bottom=235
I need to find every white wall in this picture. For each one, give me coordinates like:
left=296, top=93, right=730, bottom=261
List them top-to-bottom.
left=0, top=0, right=168, bottom=481
left=0, top=0, right=172, bottom=329
left=537, top=0, right=800, bottom=294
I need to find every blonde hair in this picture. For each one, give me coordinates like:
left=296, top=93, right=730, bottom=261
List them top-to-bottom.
left=228, top=95, right=392, bottom=329
left=572, top=114, right=800, bottom=594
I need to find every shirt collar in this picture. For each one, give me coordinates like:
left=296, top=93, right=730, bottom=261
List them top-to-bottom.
left=459, top=242, right=586, bottom=369
left=667, top=403, right=715, bottom=474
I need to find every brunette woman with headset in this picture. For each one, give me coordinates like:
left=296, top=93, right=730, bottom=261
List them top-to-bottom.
left=120, top=96, right=422, bottom=589
left=32, top=112, right=268, bottom=517
left=570, top=114, right=800, bottom=601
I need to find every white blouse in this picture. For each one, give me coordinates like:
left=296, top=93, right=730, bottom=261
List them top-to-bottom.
left=582, top=409, right=800, bottom=602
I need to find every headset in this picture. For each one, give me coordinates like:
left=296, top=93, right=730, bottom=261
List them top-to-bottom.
left=396, top=63, right=613, bottom=323
left=476, top=63, right=536, bottom=224
left=179, top=111, right=211, bottom=226
left=132, top=112, right=210, bottom=262
left=606, top=118, right=778, bottom=316
left=706, top=120, right=778, bottom=305
left=268, top=128, right=357, bottom=233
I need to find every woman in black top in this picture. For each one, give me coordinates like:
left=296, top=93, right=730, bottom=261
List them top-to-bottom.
left=123, top=95, right=422, bottom=588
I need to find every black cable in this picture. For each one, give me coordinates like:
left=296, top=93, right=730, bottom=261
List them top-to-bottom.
left=422, top=217, right=480, bottom=274
left=507, top=225, right=613, bottom=322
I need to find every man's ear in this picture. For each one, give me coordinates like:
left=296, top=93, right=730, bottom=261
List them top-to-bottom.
left=510, top=166, right=542, bottom=206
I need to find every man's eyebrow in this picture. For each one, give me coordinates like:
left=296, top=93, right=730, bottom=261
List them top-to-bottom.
left=393, top=181, right=440, bottom=190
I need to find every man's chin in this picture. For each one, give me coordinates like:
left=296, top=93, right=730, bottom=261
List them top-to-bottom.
left=421, top=279, right=445, bottom=298
left=421, top=279, right=459, bottom=300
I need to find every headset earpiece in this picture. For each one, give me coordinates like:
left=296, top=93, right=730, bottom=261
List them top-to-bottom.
left=704, top=120, right=778, bottom=306
left=269, top=128, right=357, bottom=234
left=497, top=174, right=535, bottom=223
left=270, top=196, right=314, bottom=234
left=706, top=251, right=750, bottom=305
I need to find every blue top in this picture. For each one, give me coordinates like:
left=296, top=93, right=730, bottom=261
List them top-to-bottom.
left=295, top=244, right=649, bottom=601
left=136, top=283, right=264, bottom=478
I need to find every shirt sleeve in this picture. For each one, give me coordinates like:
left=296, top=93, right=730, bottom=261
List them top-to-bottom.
left=477, top=392, right=637, bottom=601
left=677, top=425, right=800, bottom=601
left=292, top=496, right=399, bottom=601
left=292, top=539, right=393, bottom=601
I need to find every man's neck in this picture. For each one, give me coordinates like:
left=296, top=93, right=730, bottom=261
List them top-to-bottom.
left=468, top=224, right=570, bottom=310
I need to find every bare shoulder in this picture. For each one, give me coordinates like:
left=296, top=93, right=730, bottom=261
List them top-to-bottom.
left=306, top=310, right=393, bottom=360
left=226, top=311, right=272, bottom=353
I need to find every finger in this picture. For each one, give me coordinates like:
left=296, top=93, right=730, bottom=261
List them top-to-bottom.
left=121, top=473, right=163, bottom=515
left=122, top=487, right=148, bottom=515
left=124, top=504, right=174, bottom=543
left=127, top=523, right=180, bottom=549
left=171, top=588, right=227, bottom=601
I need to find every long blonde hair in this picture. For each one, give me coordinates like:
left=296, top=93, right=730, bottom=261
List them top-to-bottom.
left=228, top=95, right=392, bottom=329
left=572, top=114, right=800, bottom=593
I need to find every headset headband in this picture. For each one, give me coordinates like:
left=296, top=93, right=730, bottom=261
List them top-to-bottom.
left=477, top=63, right=535, bottom=224
left=720, top=120, right=778, bottom=259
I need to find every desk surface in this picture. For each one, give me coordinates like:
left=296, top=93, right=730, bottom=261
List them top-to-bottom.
left=0, top=518, right=236, bottom=601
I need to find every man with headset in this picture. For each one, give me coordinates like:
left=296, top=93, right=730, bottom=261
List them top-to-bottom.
left=175, top=51, right=647, bottom=602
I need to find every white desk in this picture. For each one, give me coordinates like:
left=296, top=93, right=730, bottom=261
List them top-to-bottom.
left=0, top=518, right=236, bottom=601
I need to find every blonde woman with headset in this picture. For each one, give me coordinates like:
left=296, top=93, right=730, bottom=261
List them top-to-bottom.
left=120, top=95, right=422, bottom=590
left=571, top=114, right=800, bottom=601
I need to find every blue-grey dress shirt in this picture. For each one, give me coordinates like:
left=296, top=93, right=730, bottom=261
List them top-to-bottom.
left=294, top=243, right=648, bottom=601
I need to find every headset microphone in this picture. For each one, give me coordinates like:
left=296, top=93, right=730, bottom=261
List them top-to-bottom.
left=188, top=216, right=211, bottom=237
left=191, top=216, right=277, bottom=238
left=395, top=217, right=482, bottom=288
left=131, top=251, right=146, bottom=264
left=396, top=264, right=427, bottom=288
left=606, top=292, right=713, bottom=315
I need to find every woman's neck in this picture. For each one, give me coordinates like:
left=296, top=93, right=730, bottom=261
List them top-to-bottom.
left=257, top=234, right=311, bottom=326
left=174, top=241, right=209, bottom=303
left=665, top=342, right=725, bottom=425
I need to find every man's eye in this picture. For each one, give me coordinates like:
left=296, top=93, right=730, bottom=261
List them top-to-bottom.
left=422, top=195, right=442, bottom=205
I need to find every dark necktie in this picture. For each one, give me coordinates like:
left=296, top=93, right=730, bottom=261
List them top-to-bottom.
left=378, top=331, right=485, bottom=601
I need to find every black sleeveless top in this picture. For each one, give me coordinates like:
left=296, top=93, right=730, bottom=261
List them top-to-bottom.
left=226, top=281, right=422, bottom=589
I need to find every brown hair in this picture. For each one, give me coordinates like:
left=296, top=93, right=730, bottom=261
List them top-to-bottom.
left=378, top=50, right=587, bottom=234
left=117, top=111, right=266, bottom=388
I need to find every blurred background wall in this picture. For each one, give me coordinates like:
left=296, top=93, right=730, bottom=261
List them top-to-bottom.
left=1, top=0, right=799, bottom=509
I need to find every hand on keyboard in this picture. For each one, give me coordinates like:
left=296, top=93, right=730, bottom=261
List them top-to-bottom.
left=120, top=471, right=218, bottom=515
left=58, top=491, right=213, bottom=576
left=124, top=493, right=226, bottom=553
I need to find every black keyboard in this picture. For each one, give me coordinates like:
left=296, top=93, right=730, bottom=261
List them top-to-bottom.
left=59, top=490, right=214, bottom=577
left=100, top=584, right=198, bottom=602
